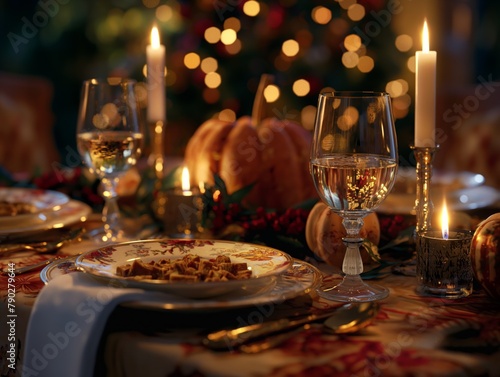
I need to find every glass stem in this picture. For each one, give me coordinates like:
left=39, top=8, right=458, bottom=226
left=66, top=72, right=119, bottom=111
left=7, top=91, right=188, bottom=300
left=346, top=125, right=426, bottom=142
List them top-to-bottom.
left=101, top=177, right=121, bottom=239
left=342, top=218, right=364, bottom=276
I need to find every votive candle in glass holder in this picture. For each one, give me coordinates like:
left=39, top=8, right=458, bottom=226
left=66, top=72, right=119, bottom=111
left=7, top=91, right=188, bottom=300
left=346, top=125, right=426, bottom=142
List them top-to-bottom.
left=154, top=187, right=204, bottom=238
left=416, top=229, right=473, bottom=298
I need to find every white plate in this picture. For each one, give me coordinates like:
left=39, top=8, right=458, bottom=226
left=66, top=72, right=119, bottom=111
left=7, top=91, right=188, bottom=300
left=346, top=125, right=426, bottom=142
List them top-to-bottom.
left=377, top=168, right=499, bottom=214
left=0, top=188, right=69, bottom=226
left=0, top=199, right=92, bottom=235
left=75, top=239, right=294, bottom=299
left=41, top=257, right=321, bottom=311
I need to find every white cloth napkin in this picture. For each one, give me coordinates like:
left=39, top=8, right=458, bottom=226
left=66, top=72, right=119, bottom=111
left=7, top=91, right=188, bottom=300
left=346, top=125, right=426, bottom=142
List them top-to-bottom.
left=21, top=272, right=166, bottom=377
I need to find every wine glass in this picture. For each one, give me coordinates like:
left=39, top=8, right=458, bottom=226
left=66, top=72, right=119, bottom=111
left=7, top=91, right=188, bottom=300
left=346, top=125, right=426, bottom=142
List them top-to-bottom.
left=76, top=78, right=143, bottom=243
left=310, top=91, right=398, bottom=302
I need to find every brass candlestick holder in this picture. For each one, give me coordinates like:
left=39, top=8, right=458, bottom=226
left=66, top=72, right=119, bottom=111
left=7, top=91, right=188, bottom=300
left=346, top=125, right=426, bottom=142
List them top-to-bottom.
left=148, top=120, right=165, bottom=180
left=411, top=145, right=438, bottom=233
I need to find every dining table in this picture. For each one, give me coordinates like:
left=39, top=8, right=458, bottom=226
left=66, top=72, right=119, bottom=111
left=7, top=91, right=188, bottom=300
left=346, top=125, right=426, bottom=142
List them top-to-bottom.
left=1, top=167, right=500, bottom=377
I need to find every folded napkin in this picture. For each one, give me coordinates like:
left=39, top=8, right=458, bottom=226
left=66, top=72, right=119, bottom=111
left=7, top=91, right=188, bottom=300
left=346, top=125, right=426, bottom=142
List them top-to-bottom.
left=21, top=272, right=167, bottom=377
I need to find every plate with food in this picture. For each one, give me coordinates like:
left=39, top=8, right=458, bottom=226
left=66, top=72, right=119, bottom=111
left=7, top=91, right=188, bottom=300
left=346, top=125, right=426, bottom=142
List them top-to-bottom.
left=0, top=188, right=70, bottom=227
left=0, top=199, right=92, bottom=235
left=75, top=239, right=294, bottom=299
left=42, top=256, right=321, bottom=311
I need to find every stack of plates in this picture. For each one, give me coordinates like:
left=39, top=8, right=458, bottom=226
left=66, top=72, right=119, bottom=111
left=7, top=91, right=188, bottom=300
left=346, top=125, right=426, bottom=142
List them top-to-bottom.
left=0, top=188, right=92, bottom=235
left=41, top=239, right=322, bottom=311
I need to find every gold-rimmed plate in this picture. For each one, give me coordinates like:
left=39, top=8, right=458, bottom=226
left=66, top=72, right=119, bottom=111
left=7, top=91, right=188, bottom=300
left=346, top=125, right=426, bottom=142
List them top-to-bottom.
left=75, top=239, right=294, bottom=299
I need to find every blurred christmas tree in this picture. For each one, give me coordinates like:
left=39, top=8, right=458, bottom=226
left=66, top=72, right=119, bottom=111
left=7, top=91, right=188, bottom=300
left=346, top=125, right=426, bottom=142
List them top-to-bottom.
left=0, top=0, right=414, bottom=159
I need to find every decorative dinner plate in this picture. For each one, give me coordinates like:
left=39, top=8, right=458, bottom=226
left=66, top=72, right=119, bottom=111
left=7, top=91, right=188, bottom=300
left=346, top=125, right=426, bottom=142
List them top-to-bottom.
left=377, top=168, right=499, bottom=214
left=0, top=188, right=69, bottom=227
left=0, top=199, right=92, bottom=235
left=75, top=239, right=294, bottom=299
left=41, top=257, right=321, bottom=311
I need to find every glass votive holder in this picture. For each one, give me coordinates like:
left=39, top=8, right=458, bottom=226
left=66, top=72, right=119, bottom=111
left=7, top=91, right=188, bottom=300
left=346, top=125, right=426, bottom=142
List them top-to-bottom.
left=153, top=187, right=204, bottom=238
left=416, top=229, right=473, bottom=298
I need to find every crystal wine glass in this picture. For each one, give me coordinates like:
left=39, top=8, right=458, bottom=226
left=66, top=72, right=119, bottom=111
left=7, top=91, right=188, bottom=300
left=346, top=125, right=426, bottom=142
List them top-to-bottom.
left=76, top=78, right=143, bottom=243
left=310, top=91, right=398, bottom=302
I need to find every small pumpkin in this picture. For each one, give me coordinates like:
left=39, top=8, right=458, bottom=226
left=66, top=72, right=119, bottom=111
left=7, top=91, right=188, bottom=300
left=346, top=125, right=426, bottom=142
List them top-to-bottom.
left=184, top=75, right=316, bottom=211
left=305, top=201, right=381, bottom=268
left=470, top=213, right=500, bottom=299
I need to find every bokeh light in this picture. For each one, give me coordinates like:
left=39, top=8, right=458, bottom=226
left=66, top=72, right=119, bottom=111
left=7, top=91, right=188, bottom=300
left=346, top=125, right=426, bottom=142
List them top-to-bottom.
left=243, top=0, right=260, bottom=17
left=347, top=4, right=365, bottom=21
left=312, top=6, right=332, bottom=25
left=224, top=17, right=241, bottom=32
left=204, top=27, right=221, bottom=44
left=221, top=29, right=237, bottom=45
left=344, top=34, right=362, bottom=52
left=395, top=34, right=413, bottom=52
left=282, top=39, right=300, bottom=57
left=342, top=51, right=359, bottom=68
left=184, top=52, right=200, bottom=69
left=358, top=55, right=374, bottom=73
left=201, top=57, right=218, bottom=73
left=205, top=71, right=221, bottom=88
left=293, top=79, right=310, bottom=97
left=264, top=84, right=280, bottom=103
left=301, top=105, right=316, bottom=131
left=218, top=109, right=236, bottom=122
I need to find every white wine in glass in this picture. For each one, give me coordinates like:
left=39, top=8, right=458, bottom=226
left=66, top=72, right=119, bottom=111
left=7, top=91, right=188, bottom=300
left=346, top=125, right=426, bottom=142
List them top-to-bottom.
left=76, top=78, right=143, bottom=243
left=310, top=92, right=398, bottom=302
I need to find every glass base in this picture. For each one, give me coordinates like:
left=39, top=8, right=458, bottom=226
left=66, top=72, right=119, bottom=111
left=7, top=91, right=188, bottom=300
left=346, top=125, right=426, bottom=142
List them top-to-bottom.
left=317, top=275, right=389, bottom=302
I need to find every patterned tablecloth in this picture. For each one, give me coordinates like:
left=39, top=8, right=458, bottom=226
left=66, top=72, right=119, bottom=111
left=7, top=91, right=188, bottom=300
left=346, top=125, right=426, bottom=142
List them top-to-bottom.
left=1, top=245, right=499, bottom=377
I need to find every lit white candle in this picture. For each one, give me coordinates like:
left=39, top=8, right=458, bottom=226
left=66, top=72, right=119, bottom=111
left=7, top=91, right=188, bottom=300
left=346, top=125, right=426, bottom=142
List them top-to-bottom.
left=415, top=20, right=436, bottom=148
left=147, top=25, right=166, bottom=122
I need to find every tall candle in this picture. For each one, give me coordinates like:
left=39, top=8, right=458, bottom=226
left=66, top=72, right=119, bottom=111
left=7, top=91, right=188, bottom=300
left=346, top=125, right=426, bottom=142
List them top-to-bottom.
left=415, top=20, right=436, bottom=148
left=146, top=25, right=166, bottom=122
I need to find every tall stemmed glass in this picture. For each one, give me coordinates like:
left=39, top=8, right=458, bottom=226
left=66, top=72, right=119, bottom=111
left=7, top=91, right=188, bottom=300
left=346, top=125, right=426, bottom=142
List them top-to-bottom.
left=77, top=78, right=143, bottom=243
left=310, top=91, right=398, bottom=302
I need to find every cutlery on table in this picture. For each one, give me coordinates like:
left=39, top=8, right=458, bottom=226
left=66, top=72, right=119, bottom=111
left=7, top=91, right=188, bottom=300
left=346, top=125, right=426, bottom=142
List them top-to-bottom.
left=203, top=302, right=379, bottom=352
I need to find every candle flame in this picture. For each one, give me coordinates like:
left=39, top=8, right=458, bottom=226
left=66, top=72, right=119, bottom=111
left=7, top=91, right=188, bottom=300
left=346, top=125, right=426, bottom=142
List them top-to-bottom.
left=422, top=20, right=430, bottom=52
left=151, top=25, right=161, bottom=48
left=181, top=166, right=191, bottom=192
left=441, top=200, right=449, bottom=240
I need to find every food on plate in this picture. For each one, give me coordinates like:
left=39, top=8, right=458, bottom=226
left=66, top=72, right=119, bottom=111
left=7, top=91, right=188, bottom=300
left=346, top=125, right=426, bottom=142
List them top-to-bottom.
left=0, top=200, right=37, bottom=216
left=115, top=253, right=252, bottom=282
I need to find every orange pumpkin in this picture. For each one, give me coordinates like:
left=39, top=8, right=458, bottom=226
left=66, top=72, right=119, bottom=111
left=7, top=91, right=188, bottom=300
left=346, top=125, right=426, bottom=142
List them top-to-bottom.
left=184, top=76, right=316, bottom=211
left=305, top=202, right=381, bottom=267
left=470, top=213, right=500, bottom=299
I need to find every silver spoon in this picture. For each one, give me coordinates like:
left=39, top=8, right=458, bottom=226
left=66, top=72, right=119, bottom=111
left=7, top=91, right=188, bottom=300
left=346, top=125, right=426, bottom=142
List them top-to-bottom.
left=203, top=302, right=379, bottom=352
left=239, top=302, right=379, bottom=353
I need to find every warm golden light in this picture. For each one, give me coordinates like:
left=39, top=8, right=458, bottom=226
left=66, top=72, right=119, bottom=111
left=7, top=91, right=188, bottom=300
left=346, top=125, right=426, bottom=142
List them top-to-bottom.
left=243, top=0, right=260, bottom=16
left=347, top=4, right=365, bottom=21
left=422, top=20, right=430, bottom=52
left=150, top=25, right=160, bottom=48
left=204, top=27, right=221, bottom=44
left=221, top=29, right=237, bottom=45
left=344, top=34, right=362, bottom=52
left=395, top=34, right=413, bottom=52
left=282, top=39, right=300, bottom=57
left=184, top=52, right=200, bottom=69
left=358, top=55, right=374, bottom=73
left=201, top=57, right=218, bottom=73
left=205, top=72, right=221, bottom=88
left=292, top=79, right=310, bottom=97
left=263, top=84, right=280, bottom=103
left=181, top=166, right=191, bottom=192
left=441, top=200, right=449, bottom=240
